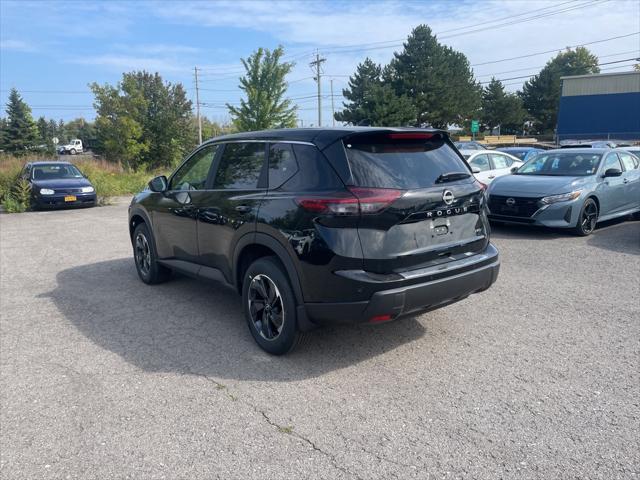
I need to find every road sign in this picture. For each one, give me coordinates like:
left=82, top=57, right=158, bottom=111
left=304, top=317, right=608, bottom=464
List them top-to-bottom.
left=471, top=120, right=479, bottom=134
left=52, top=137, right=59, bottom=145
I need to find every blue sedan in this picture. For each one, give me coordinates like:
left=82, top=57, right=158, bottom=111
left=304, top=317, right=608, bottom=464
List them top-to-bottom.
left=487, top=148, right=640, bottom=235
left=21, top=161, right=97, bottom=209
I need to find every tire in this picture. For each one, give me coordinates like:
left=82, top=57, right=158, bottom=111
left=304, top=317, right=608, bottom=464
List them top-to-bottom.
left=70, top=149, right=76, bottom=155
left=573, top=198, right=598, bottom=236
left=132, top=223, right=171, bottom=284
left=242, top=256, right=306, bottom=355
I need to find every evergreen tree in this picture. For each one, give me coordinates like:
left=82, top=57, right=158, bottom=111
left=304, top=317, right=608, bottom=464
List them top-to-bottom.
left=387, top=25, right=481, bottom=129
left=227, top=46, right=297, bottom=131
left=520, top=47, right=599, bottom=133
left=335, top=58, right=416, bottom=126
left=481, top=78, right=526, bottom=134
left=4, top=88, right=38, bottom=153
left=36, top=116, right=49, bottom=143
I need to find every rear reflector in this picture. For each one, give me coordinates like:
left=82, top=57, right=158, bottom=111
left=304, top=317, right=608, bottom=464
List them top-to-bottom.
left=296, top=187, right=401, bottom=215
left=369, top=314, right=393, bottom=323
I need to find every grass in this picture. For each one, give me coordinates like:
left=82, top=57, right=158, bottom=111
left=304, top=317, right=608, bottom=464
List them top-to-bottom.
left=0, top=153, right=163, bottom=211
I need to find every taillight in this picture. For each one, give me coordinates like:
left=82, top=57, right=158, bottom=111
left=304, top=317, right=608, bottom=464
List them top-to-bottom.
left=296, top=187, right=402, bottom=216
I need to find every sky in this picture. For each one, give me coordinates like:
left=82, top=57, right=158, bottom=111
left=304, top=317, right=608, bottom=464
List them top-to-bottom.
left=1, top=0, right=639, bottom=127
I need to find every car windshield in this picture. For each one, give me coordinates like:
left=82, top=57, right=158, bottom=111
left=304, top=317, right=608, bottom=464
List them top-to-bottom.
left=516, top=152, right=601, bottom=176
left=32, top=164, right=84, bottom=180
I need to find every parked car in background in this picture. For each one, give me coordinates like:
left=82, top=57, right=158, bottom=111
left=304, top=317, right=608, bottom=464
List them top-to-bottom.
left=129, top=128, right=500, bottom=354
left=58, top=139, right=83, bottom=155
left=560, top=140, right=616, bottom=149
left=454, top=141, right=487, bottom=150
left=622, top=146, right=640, bottom=158
left=496, top=147, right=544, bottom=162
left=487, top=148, right=640, bottom=235
left=460, top=150, right=523, bottom=185
left=21, top=161, right=96, bottom=209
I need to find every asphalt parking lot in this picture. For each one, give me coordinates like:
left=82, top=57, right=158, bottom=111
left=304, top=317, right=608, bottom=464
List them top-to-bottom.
left=1, top=200, right=638, bottom=479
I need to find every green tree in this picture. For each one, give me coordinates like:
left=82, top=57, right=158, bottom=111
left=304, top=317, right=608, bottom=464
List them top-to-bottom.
left=386, top=25, right=481, bottom=128
left=227, top=46, right=296, bottom=131
left=520, top=47, right=599, bottom=133
left=335, top=58, right=416, bottom=126
left=91, top=71, right=193, bottom=169
left=481, top=78, right=526, bottom=134
left=4, top=88, right=38, bottom=153
left=36, top=116, right=49, bottom=143
left=0, top=118, right=8, bottom=151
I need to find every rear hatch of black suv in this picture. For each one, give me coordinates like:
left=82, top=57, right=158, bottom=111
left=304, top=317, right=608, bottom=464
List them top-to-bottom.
left=338, top=131, right=489, bottom=276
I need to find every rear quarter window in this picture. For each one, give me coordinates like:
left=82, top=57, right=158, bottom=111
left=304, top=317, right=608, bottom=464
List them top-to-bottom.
left=344, top=133, right=470, bottom=189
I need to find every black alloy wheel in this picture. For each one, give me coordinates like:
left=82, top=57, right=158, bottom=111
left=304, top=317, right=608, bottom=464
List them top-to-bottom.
left=574, top=198, right=598, bottom=236
left=132, top=223, right=171, bottom=284
left=242, top=256, right=305, bottom=355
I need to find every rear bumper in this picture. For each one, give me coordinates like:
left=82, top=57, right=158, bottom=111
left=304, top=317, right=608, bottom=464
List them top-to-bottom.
left=303, top=244, right=500, bottom=325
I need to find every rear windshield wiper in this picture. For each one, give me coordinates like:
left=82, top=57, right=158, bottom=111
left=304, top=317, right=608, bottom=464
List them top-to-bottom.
left=435, top=172, right=471, bottom=183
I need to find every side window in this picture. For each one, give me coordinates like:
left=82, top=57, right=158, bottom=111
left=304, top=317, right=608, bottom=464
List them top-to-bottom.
left=213, top=142, right=265, bottom=190
left=268, top=143, right=299, bottom=189
left=281, top=144, right=343, bottom=191
left=170, top=145, right=217, bottom=191
left=619, top=152, right=637, bottom=171
left=469, top=154, right=491, bottom=172
left=491, top=154, right=513, bottom=169
left=602, top=154, right=622, bottom=172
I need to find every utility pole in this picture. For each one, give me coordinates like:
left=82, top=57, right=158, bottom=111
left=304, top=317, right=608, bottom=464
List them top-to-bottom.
left=310, top=52, right=326, bottom=127
left=194, top=66, right=202, bottom=144
left=330, top=79, right=335, bottom=127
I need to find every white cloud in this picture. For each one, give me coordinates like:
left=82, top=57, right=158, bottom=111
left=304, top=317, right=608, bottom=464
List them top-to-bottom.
left=0, top=39, right=36, bottom=52
left=71, top=54, right=191, bottom=74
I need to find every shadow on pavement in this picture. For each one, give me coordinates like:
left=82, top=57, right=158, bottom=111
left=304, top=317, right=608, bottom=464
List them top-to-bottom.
left=490, top=216, right=639, bottom=247
left=586, top=217, right=640, bottom=255
left=44, top=258, right=427, bottom=381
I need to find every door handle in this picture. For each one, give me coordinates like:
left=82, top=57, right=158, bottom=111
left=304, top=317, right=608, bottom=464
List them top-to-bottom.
left=488, top=175, right=496, bottom=179
left=623, top=178, right=629, bottom=184
left=235, top=205, right=252, bottom=213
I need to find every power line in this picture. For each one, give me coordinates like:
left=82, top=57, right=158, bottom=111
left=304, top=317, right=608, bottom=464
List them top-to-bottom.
left=321, top=0, right=607, bottom=55
left=471, top=32, right=639, bottom=66
left=479, top=57, right=639, bottom=84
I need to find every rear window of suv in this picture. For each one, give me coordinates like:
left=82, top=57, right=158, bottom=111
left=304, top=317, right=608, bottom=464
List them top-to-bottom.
left=344, top=133, right=470, bottom=189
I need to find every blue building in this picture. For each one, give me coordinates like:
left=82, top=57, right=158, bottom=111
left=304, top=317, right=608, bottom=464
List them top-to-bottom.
left=557, top=71, right=640, bottom=142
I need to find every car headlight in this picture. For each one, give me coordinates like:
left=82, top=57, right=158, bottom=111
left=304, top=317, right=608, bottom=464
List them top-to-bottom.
left=81, top=186, right=95, bottom=193
left=40, top=188, right=55, bottom=195
left=540, top=190, right=582, bottom=205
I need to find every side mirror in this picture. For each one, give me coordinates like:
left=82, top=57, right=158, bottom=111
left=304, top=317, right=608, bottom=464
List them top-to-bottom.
left=510, top=166, right=519, bottom=173
left=471, top=167, right=481, bottom=174
left=603, top=168, right=622, bottom=178
left=148, top=175, right=168, bottom=192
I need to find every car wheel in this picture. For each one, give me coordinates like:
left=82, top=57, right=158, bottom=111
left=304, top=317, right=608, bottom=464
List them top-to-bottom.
left=70, top=149, right=76, bottom=155
left=573, top=198, right=598, bottom=236
left=133, top=223, right=171, bottom=284
left=242, top=256, right=306, bottom=355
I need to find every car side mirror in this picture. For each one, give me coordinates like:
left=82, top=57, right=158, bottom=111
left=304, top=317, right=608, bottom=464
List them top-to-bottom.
left=510, top=166, right=519, bottom=173
left=471, top=167, right=481, bottom=174
left=603, top=168, right=622, bottom=178
left=149, top=175, right=168, bottom=192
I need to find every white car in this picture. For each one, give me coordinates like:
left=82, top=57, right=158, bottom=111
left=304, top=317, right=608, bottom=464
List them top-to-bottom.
left=459, top=149, right=523, bottom=184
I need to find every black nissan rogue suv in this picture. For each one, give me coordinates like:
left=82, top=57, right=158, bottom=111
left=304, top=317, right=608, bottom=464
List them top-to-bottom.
left=128, top=128, right=500, bottom=354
